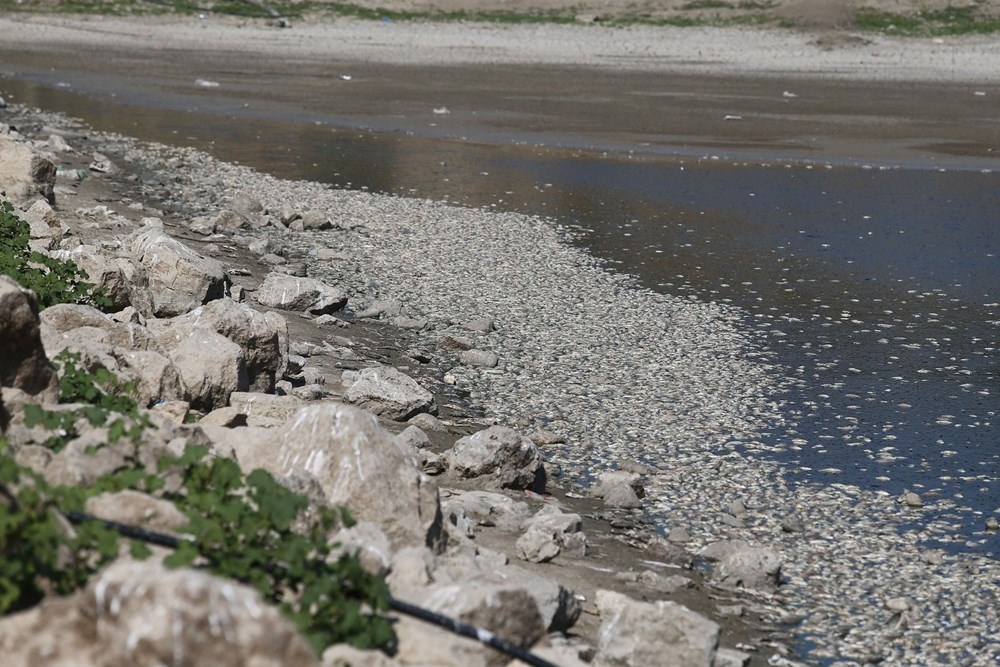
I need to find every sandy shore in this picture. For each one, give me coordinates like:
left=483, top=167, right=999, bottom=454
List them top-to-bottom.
left=2, top=12, right=999, bottom=666
left=2, top=13, right=1000, bottom=81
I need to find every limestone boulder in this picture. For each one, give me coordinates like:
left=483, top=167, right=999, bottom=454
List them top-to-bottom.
left=0, top=135, right=56, bottom=203
left=231, top=192, right=264, bottom=218
left=21, top=199, right=66, bottom=249
left=211, top=208, right=253, bottom=231
left=301, top=209, right=333, bottom=230
left=126, top=227, right=227, bottom=316
left=52, top=245, right=153, bottom=313
left=255, top=271, right=347, bottom=315
left=0, top=276, right=58, bottom=401
left=153, top=298, right=288, bottom=392
left=358, top=298, right=403, bottom=319
left=39, top=302, right=117, bottom=336
left=40, top=305, right=160, bottom=355
left=37, top=306, right=187, bottom=407
left=168, top=327, right=247, bottom=410
left=39, top=329, right=120, bottom=384
left=114, top=349, right=186, bottom=407
left=460, top=349, right=499, bottom=368
left=342, top=366, right=436, bottom=421
left=228, top=391, right=305, bottom=423
left=237, top=403, right=444, bottom=550
left=198, top=406, right=248, bottom=427
left=409, top=412, right=449, bottom=433
left=397, top=424, right=431, bottom=450
left=447, top=426, right=544, bottom=491
left=31, top=433, right=134, bottom=487
left=590, top=470, right=645, bottom=508
left=601, top=483, right=642, bottom=508
left=439, top=489, right=531, bottom=531
left=516, top=510, right=586, bottom=563
left=328, top=520, right=393, bottom=577
left=386, top=546, right=435, bottom=593
left=432, top=555, right=580, bottom=633
left=0, top=560, right=318, bottom=667
left=516, top=566, right=582, bottom=633
left=594, top=590, right=719, bottom=667
left=322, top=645, right=401, bottom=667
left=713, top=648, right=752, bottom=667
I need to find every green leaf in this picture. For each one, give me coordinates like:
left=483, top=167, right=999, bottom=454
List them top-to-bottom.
left=0, top=202, right=101, bottom=309
left=23, top=404, right=63, bottom=430
left=81, top=405, right=109, bottom=427
left=106, top=418, right=126, bottom=442
left=175, top=444, right=209, bottom=468
left=248, top=469, right=305, bottom=531
left=129, top=540, right=153, bottom=560
left=163, top=540, right=198, bottom=568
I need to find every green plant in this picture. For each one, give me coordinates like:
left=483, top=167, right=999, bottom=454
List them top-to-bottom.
left=681, top=0, right=732, bottom=9
left=854, top=6, right=1000, bottom=36
left=0, top=201, right=108, bottom=309
left=23, top=350, right=147, bottom=451
left=55, top=350, right=140, bottom=414
left=3, top=355, right=393, bottom=652
left=0, top=440, right=394, bottom=654
left=0, top=443, right=124, bottom=613
left=161, top=445, right=394, bottom=652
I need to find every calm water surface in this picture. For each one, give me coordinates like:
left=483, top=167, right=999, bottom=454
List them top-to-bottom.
left=4, top=78, right=997, bottom=555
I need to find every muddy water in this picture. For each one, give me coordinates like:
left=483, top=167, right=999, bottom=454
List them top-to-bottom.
left=2, top=76, right=997, bottom=555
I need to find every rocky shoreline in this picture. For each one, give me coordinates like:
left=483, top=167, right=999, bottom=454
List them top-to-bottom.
left=1, top=83, right=998, bottom=667
left=0, top=97, right=789, bottom=665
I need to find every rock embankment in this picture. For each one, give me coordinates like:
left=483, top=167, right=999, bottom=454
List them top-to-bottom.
left=0, top=104, right=779, bottom=665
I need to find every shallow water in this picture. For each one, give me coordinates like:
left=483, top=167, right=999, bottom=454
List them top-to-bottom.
left=3, top=77, right=997, bottom=555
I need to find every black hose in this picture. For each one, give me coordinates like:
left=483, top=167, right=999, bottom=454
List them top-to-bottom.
left=63, top=510, right=188, bottom=549
left=64, top=510, right=560, bottom=667
left=387, top=596, right=558, bottom=667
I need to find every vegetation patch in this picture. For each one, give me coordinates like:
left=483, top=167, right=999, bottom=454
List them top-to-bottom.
left=0, top=0, right=998, bottom=32
left=0, top=0, right=786, bottom=27
left=854, top=5, right=1000, bottom=35
left=0, top=201, right=107, bottom=309
left=23, top=350, right=148, bottom=451
left=1, top=355, right=394, bottom=653
left=0, top=441, right=394, bottom=652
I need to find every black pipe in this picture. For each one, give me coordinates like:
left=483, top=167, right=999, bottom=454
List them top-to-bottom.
left=63, top=510, right=188, bottom=549
left=64, top=510, right=560, bottom=667
left=387, top=596, right=558, bottom=667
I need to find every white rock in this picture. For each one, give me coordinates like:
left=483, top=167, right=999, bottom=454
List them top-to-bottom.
left=126, top=227, right=227, bottom=316
left=255, top=271, right=346, bottom=315
left=342, top=365, right=436, bottom=421
left=237, top=403, right=444, bottom=550
left=447, top=426, right=544, bottom=491
left=594, top=590, right=719, bottom=667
